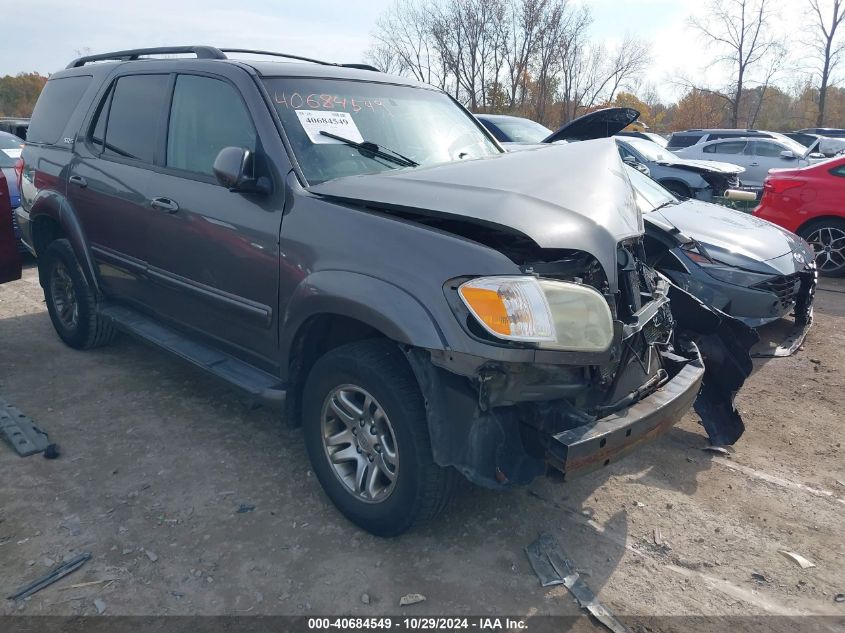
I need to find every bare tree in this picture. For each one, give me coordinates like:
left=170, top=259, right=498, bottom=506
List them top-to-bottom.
left=367, top=0, right=444, bottom=88
left=503, top=0, right=547, bottom=109
left=690, top=0, right=783, bottom=127
left=806, top=0, right=845, bottom=126
left=559, top=33, right=649, bottom=121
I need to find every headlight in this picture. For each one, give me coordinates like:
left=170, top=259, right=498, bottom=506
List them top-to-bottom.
left=700, top=266, right=774, bottom=286
left=458, top=276, right=613, bottom=352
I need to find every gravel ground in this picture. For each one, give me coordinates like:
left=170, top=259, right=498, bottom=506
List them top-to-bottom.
left=1, top=261, right=843, bottom=630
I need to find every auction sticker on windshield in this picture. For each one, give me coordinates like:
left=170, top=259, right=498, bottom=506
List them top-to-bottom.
left=295, top=110, right=363, bottom=144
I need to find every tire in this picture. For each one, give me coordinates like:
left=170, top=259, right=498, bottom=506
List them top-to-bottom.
left=660, top=180, right=691, bottom=199
left=798, top=218, right=845, bottom=278
left=42, top=238, right=116, bottom=349
left=302, top=339, right=456, bottom=536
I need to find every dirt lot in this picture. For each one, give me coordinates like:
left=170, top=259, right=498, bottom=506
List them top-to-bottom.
left=1, top=261, right=843, bottom=629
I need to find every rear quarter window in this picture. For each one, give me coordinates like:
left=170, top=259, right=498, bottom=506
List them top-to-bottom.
left=27, top=75, right=92, bottom=144
left=667, top=134, right=701, bottom=149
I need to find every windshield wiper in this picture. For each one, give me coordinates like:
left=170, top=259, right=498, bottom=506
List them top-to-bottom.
left=319, top=131, right=419, bottom=168
left=652, top=201, right=678, bottom=212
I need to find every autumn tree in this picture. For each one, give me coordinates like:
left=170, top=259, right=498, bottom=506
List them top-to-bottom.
left=688, top=0, right=783, bottom=127
left=806, top=0, right=845, bottom=126
left=0, top=73, right=48, bottom=117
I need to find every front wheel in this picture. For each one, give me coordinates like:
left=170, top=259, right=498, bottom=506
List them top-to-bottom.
left=799, top=219, right=845, bottom=277
left=301, top=339, right=456, bottom=536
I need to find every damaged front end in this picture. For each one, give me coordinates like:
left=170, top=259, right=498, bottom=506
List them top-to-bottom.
left=405, top=242, right=757, bottom=489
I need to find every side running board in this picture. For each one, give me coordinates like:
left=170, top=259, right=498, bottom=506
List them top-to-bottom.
left=99, top=304, right=286, bottom=406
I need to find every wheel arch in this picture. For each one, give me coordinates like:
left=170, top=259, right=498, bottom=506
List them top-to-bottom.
left=30, top=192, right=99, bottom=293
left=795, top=214, right=845, bottom=236
left=280, top=271, right=448, bottom=427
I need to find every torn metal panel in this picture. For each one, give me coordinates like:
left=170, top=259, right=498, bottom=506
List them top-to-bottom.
left=668, top=284, right=757, bottom=446
left=0, top=397, right=50, bottom=456
left=526, top=533, right=633, bottom=633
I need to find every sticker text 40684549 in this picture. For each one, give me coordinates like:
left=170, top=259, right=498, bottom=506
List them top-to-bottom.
left=274, top=92, right=391, bottom=115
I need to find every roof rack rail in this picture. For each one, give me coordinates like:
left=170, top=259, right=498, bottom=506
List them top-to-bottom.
left=66, top=46, right=226, bottom=68
left=66, top=46, right=382, bottom=72
left=219, top=48, right=332, bottom=66
left=220, top=49, right=380, bottom=71
left=342, top=63, right=380, bottom=72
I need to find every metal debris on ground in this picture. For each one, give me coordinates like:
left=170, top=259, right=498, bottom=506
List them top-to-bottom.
left=0, top=397, right=51, bottom=457
left=701, top=446, right=732, bottom=455
left=236, top=504, right=256, bottom=514
left=653, top=527, right=664, bottom=546
left=526, top=533, right=633, bottom=633
left=779, top=550, right=816, bottom=569
left=7, top=552, right=92, bottom=600
left=750, top=572, right=771, bottom=584
left=399, top=593, right=426, bottom=606
left=834, top=594, right=844, bottom=603
left=94, top=598, right=106, bottom=614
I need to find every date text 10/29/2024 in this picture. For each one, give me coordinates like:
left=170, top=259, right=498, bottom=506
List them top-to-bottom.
left=307, top=617, right=528, bottom=631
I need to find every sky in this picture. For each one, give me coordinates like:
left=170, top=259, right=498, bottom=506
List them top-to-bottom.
left=0, top=0, right=815, bottom=104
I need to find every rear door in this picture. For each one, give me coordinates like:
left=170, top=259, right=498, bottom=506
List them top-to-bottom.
left=140, top=71, right=283, bottom=368
left=68, top=73, right=170, bottom=304
left=0, top=170, right=21, bottom=284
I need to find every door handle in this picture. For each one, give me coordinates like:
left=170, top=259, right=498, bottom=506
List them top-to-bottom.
left=69, top=175, right=87, bottom=188
left=150, top=197, right=179, bottom=213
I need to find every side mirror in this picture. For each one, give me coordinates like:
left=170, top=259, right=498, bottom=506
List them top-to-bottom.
left=213, top=147, right=269, bottom=194
left=779, top=150, right=796, bottom=159
left=808, top=152, right=826, bottom=159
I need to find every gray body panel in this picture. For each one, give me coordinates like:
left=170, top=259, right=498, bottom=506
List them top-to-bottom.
left=310, top=140, right=643, bottom=291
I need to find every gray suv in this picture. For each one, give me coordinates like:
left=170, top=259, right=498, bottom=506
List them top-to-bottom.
left=18, top=46, right=749, bottom=535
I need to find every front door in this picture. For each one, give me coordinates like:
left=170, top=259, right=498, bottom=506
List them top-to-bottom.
left=142, top=73, right=282, bottom=368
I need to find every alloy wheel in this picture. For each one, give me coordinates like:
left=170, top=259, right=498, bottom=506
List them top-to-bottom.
left=805, top=226, right=845, bottom=273
left=50, top=260, right=79, bottom=330
left=320, top=385, right=399, bottom=503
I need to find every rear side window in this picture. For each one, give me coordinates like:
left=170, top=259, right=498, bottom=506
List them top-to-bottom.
left=102, top=74, right=169, bottom=164
left=166, top=75, right=256, bottom=177
left=27, top=76, right=92, bottom=144
left=667, top=134, right=700, bottom=149
left=705, top=141, right=746, bottom=154
left=830, top=165, right=845, bottom=177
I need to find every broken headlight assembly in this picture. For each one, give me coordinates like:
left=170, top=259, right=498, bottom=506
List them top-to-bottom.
left=681, top=244, right=774, bottom=287
left=457, top=276, right=613, bottom=352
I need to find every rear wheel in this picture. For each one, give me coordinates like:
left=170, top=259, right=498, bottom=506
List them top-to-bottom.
left=799, top=219, right=845, bottom=277
left=42, top=239, right=115, bottom=349
left=301, top=339, right=456, bottom=536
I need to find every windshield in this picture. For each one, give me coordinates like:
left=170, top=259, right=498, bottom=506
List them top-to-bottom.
left=263, top=78, right=501, bottom=184
left=493, top=118, right=552, bottom=143
left=769, top=133, right=814, bottom=157
left=623, top=137, right=675, bottom=162
left=625, top=165, right=677, bottom=213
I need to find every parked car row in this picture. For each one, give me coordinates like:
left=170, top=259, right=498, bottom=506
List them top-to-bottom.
left=2, top=46, right=820, bottom=536
left=476, top=110, right=843, bottom=278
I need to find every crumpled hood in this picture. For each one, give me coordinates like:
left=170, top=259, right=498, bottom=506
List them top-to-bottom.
left=309, top=139, right=643, bottom=284
left=655, top=158, right=744, bottom=175
left=650, top=199, right=812, bottom=272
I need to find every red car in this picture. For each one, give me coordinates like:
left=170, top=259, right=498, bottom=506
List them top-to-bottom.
left=754, top=156, right=845, bottom=276
left=0, top=168, right=22, bottom=284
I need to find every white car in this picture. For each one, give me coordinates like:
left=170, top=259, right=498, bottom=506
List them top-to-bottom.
left=674, top=135, right=827, bottom=188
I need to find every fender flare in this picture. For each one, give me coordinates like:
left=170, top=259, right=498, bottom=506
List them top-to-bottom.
left=30, top=190, right=99, bottom=294
left=279, top=270, right=448, bottom=380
